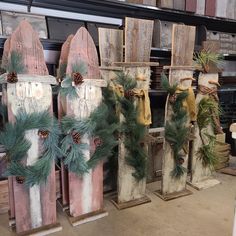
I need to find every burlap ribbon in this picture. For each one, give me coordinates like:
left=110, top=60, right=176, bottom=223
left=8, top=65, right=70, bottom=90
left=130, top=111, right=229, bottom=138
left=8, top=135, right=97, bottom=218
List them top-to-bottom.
left=110, top=84, right=152, bottom=126
left=199, top=85, right=223, bottom=134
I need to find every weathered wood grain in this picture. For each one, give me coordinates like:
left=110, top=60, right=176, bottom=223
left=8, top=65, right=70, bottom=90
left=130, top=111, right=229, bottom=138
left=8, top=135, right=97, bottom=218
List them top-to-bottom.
left=126, top=0, right=156, bottom=6
left=156, top=0, right=173, bottom=8
left=173, top=0, right=185, bottom=10
left=185, top=0, right=197, bottom=12
left=196, top=0, right=206, bottom=15
left=205, top=0, right=216, bottom=16
left=216, top=0, right=228, bottom=18
left=226, top=0, right=235, bottom=19
left=125, top=17, right=153, bottom=62
left=6, top=20, right=57, bottom=234
left=162, top=24, right=196, bottom=196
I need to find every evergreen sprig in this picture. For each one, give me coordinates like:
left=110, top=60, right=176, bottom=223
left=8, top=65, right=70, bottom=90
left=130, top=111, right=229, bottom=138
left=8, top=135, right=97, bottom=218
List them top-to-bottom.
left=5, top=51, right=25, bottom=73
left=60, top=61, right=87, bottom=99
left=113, top=72, right=148, bottom=181
left=162, top=73, right=189, bottom=178
left=197, top=97, right=220, bottom=168
left=60, top=102, right=119, bottom=175
left=0, top=110, right=61, bottom=187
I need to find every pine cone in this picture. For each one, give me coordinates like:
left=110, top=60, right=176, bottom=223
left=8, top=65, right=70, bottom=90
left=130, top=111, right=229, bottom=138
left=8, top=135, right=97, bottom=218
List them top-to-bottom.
left=7, top=72, right=18, bottom=83
left=72, top=72, right=84, bottom=86
left=124, top=90, right=134, bottom=99
left=169, top=94, right=177, bottom=104
left=38, top=130, right=49, bottom=139
left=71, top=131, right=81, bottom=144
left=94, top=137, right=103, bottom=147
left=178, top=157, right=185, bottom=165
left=16, top=176, right=25, bottom=184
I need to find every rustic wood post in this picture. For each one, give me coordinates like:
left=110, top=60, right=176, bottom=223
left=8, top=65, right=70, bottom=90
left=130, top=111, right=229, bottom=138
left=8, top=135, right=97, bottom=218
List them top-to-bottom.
left=99, top=18, right=157, bottom=209
left=1, top=20, right=61, bottom=235
left=154, top=24, right=196, bottom=200
left=58, top=27, right=108, bottom=226
left=188, top=41, right=222, bottom=190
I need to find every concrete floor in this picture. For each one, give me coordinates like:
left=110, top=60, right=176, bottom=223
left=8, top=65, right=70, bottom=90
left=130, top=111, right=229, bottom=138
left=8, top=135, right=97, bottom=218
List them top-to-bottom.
left=0, top=172, right=235, bottom=236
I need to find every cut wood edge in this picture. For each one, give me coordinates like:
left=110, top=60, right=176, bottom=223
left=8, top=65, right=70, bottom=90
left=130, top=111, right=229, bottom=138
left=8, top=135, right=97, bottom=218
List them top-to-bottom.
left=112, top=62, right=159, bottom=67
left=163, top=65, right=200, bottom=70
left=0, top=74, right=58, bottom=85
left=219, top=167, right=236, bottom=176
left=187, top=179, right=221, bottom=190
left=154, top=189, right=192, bottom=201
left=110, top=195, right=151, bottom=210
left=57, top=198, right=69, bottom=212
left=66, top=209, right=108, bottom=227
left=13, top=222, right=62, bottom=236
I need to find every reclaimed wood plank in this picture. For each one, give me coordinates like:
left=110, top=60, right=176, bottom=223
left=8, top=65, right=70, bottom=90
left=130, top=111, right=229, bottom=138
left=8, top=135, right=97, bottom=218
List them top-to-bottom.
left=126, top=0, right=156, bottom=6
left=156, top=0, right=173, bottom=8
left=173, top=0, right=185, bottom=10
left=185, top=0, right=197, bottom=12
left=196, top=0, right=206, bottom=15
left=205, top=0, right=216, bottom=16
left=216, top=0, right=228, bottom=18
left=6, top=20, right=57, bottom=234
left=162, top=24, right=196, bottom=196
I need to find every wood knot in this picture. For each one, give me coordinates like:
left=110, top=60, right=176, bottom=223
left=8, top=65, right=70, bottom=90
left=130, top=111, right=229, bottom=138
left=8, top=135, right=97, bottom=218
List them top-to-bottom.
left=7, top=72, right=18, bottom=83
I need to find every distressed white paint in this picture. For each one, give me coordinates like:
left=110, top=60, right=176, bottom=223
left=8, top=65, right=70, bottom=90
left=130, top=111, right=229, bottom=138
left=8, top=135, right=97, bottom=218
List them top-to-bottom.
left=196, top=0, right=205, bottom=15
left=216, top=0, right=228, bottom=18
left=118, top=67, right=150, bottom=203
left=162, top=70, right=193, bottom=195
left=190, top=73, right=220, bottom=189
left=0, top=74, right=57, bottom=85
left=7, top=82, right=52, bottom=229
left=69, top=83, right=103, bottom=214
left=26, top=130, right=42, bottom=228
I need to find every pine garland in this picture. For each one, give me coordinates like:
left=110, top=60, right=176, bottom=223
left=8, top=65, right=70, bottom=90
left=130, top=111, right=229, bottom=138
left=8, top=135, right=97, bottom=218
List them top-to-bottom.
left=59, top=61, right=87, bottom=99
left=113, top=72, right=147, bottom=181
left=162, top=73, right=189, bottom=178
left=197, top=97, right=220, bottom=168
left=60, top=102, right=119, bottom=175
left=0, top=110, right=61, bottom=187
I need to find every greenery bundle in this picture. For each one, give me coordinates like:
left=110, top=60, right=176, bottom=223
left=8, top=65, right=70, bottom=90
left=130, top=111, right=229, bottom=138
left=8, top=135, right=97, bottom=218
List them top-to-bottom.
left=194, top=49, right=224, bottom=73
left=59, top=61, right=87, bottom=99
left=113, top=72, right=147, bottom=181
left=162, top=73, right=189, bottom=178
left=197, top=97, right=221, bottom=168
left=60, top=102, right=119, bottom=175
left=0, top=110, right=61, bottom=187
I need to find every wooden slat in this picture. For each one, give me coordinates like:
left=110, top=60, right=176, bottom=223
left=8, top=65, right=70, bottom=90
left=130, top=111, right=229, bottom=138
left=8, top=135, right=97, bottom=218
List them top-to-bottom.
left=126, top=0, right=156, bottom=6
left=156, top=0, right=173, bottom=8
left=173, top=0, right=185, bottom=10
left=185, top=0, right=197, bottom=12
left=196, top=0, right=206, bottom=14
left=205, top=0, right=216, bottom=16
left=216, top=0, right=228, bottom=18
left=125, top=17, right=154, bottom=62
left=162, top=24, right=196, bottom=196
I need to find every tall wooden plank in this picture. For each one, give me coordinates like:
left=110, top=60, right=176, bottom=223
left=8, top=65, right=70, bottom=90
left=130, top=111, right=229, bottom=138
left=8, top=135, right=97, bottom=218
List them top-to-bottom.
left=126, top=0, right=156, bottom=6
left=173, top=0, right=185, bottom=10
left=196, top=0, right=206, bottom=14
left=205, top=0, right=216, bottom=16
left=216, top=0, right=228, bottom=18
left=226, top=0, right=235, bottom=19
left=125, top=17, right=153, bottom=62
left=116, top=18, right=153, bottom=205
left=6, top=21, right=59, bottom=234
left=160, top=24, right=196, bottom=199
left=61, top=27, right=107, bottom=224
left=57, top=35, right=74, bottom=208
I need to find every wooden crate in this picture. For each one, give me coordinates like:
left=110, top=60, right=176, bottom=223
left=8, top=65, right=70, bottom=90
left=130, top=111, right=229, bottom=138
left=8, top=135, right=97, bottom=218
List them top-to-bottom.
left=1, top=11, right=47, bottom=38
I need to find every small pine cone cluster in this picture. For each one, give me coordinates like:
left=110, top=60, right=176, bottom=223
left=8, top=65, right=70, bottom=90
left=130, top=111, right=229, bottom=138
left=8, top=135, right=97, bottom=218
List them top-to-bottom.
left=7, top=72, right=18, bottom=83
left=72, top=72, right=84, bottom=86
left=124, top=90, right=134, bottom=99
left=169, top=94, right=177, bottom=104
left=38, top=130, right=50, bottom=139
left=71, top=131, right=81, bottom=144
left=94, top=137, right=103, bottom=147
left=178, top=157, right=185, bottom=165
left=16, top=176, right=25, bottom=184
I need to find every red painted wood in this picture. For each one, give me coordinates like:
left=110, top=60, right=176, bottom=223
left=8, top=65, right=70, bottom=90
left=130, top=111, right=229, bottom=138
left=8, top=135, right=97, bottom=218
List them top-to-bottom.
left=185, top=0, right=197, bottom=12
left=205, top=0, right=216, bottom=16
left=6, top=21, right=57, bottom=233
left=65, top=27, right=103, bottom=218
